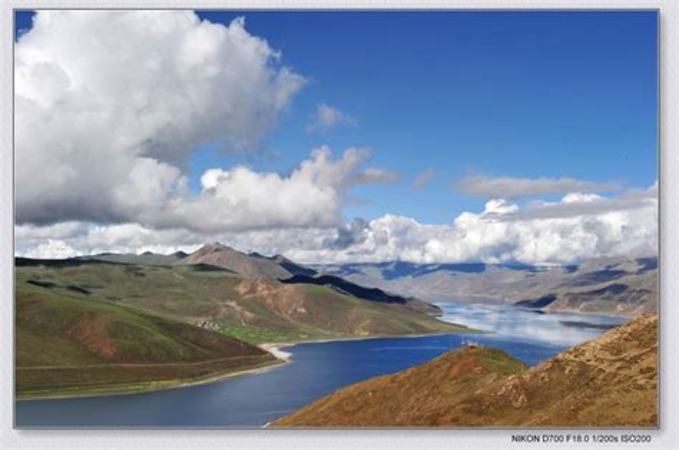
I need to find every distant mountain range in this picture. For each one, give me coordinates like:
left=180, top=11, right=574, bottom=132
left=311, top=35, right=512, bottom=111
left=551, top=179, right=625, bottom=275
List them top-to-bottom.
left=314, top=256, right=658, bottom=316
left=274, top=314, right=658, bottom=427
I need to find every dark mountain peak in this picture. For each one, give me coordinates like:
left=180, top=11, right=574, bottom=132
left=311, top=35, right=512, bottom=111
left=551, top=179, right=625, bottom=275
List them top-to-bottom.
left=172, top=250, right=189, bottom=259
left=141, top=251, right=154, bottom=256
left=273, top=255, right=318, bottom=277
left=280, top=274, right=407, bottom=304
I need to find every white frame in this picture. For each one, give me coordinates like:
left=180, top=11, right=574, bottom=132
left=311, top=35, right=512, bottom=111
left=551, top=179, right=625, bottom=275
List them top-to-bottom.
left=1, top=1, right=676, bottom=448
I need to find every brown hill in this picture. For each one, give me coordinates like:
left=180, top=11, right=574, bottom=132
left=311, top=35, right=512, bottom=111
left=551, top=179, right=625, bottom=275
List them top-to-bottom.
left=178, top=242, right=292, bottom=279
left=274, top=315, right=657, bottom=427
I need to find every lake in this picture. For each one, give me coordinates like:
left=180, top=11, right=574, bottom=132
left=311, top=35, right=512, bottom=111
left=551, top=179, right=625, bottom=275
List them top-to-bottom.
left=15, top=303, right=625, bottom=428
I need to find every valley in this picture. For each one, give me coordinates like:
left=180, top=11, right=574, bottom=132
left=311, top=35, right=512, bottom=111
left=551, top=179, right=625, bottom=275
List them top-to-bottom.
left=15, top=244, right=658, bottom=427
left=16, top=302, right=625, bottom=427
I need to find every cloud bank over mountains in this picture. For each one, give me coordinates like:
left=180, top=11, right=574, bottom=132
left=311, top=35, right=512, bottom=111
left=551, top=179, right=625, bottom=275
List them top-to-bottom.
left=14, top=10, right=658, bottom=265
left=17, top=184, right=657, bottom=265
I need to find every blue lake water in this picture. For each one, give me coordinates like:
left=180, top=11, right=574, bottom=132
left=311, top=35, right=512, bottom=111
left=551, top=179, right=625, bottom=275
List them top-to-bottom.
left=15, top=303, right=625, bottom=428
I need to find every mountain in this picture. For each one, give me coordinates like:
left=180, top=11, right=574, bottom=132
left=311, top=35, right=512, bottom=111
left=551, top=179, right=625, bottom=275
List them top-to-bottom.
left=177, top=242, right=294, bottom=279
left=180, top=242, right=443, bottom=315
left=270, top=254, right=318, bottom=277
left=16, top=255, right=469, bottom=347
left=315, top=256, right=658, bottom=316
left=535, top=257, right=657, bottom=316
left=279, top=274, right=441, bottom=316
left=16, top=277, right=277, bottom=399
left=274, top=314, right=657, bottom=427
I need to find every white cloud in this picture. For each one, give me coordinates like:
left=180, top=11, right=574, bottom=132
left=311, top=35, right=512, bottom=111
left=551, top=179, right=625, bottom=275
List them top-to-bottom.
left=13, top=10, right=657, bottom=267
left=16, top=11, right=305, bottom=226
left=306, top=103, right=356, bottom=133
left=160, top=146, right=376, bottom=232
left=412, top=169, right=435, bottom=189
left=456, top=175, right=621, bottom=198
left=16, top=186, right=657, bottom=265
left=297, top=188, right=655, bottom=265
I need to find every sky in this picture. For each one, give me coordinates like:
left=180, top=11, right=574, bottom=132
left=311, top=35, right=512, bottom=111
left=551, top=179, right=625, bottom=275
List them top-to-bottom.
left=14, top=10, right=658, bottom=264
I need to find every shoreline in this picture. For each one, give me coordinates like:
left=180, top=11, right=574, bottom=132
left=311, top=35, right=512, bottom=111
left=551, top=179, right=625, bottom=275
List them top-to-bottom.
left=17, top=305, right=626, bottom=403
left=15, top=306, right=626, bottom=404
left=257, top=327, right=485, bottom=358
left=16, top=328, right=479, bottom=402
left=16, top=358, right=288, bottom=402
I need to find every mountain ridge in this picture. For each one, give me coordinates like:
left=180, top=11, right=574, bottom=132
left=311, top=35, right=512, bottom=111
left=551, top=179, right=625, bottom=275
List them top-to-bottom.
left=16, top=248, right=467, bottom=347
left=314, top=256, right=658, bottom=316
left=274, top=314, right=657, bottom=427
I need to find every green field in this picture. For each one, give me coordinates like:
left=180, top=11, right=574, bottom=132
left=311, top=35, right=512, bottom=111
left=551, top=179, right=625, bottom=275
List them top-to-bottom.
left=16, top=275, right=277, bottom=399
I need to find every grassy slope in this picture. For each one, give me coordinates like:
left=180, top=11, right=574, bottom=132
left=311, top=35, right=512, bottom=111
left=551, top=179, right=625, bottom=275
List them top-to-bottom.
left=16, top=260, right=469, bottom=398
left=17, top=262, right=469, bottom=345
left=16, top=283, right=277, bottom=399
left=275, top=315, right=657, bottom=427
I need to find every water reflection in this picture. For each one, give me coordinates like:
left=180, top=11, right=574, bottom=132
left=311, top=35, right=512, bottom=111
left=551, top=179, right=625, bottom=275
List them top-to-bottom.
left=439, top=303, right=626, bottom=347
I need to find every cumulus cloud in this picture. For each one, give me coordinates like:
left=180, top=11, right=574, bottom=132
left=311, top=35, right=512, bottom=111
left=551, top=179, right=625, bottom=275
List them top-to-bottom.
left=16, top=10, right=305, bottom=226
left=306, top=103, right=356, bottom=133
left=160, top=146, right=377, bottom=232
left=412, top=169, right=435, bottom=189
left=456, top=175, right=621, bottom=198
left=16, top=185, right=657, bottom=265
left=293, top=187, right=656, bottom=265
left=323, top=218, right=370, bottom=250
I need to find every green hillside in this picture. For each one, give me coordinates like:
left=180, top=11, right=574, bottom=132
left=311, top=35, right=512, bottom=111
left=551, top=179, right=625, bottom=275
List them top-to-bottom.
left=17, top=260, right=469, bottom=345
left=16, top=280, right=277, bottom=399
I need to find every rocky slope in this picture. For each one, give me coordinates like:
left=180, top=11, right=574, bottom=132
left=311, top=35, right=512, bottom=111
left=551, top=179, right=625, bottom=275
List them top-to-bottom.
left=177, top=242, right=293, bottom=279
left=177, top=243, right=441, bottom=313
left=275, top=315, right=657, bottom=427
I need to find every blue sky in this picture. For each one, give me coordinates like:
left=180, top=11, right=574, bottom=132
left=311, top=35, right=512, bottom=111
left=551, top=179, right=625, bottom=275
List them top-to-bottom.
left=15, top=10, right=658, bottom=225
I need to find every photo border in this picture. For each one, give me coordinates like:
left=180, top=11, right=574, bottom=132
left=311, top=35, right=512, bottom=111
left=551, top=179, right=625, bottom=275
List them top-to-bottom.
left=1, top=1, right=676, bottom=449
